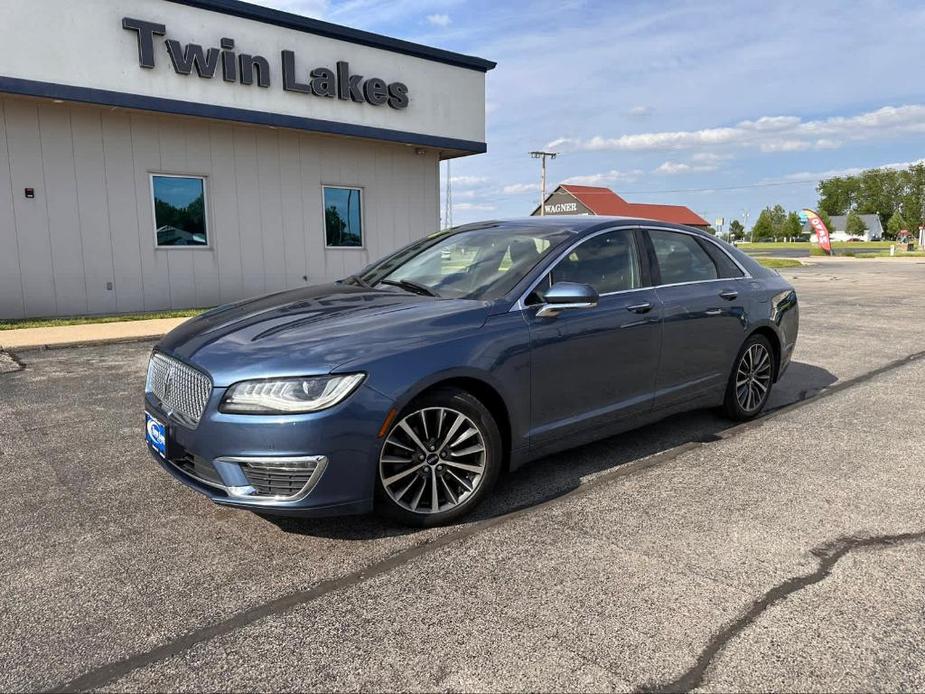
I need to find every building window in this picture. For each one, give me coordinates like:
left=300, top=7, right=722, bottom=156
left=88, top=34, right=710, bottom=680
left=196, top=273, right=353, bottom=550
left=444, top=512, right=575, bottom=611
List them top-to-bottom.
left=151, top=174, right=208, bottom=247
left=323, top=186, right=363, bottom=247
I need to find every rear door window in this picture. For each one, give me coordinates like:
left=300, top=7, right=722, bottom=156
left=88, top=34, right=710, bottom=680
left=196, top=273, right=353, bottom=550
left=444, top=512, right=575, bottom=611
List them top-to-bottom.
left=648, top=230, right=719, bottom=285
left=697, top=238, right=745, bottom=278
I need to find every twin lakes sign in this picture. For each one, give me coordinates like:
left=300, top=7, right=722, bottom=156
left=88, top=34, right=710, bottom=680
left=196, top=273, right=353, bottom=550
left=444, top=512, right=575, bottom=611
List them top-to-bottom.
left=0, top=0, right=490, bottom=152
left=123, top=17, right=410, bottom=109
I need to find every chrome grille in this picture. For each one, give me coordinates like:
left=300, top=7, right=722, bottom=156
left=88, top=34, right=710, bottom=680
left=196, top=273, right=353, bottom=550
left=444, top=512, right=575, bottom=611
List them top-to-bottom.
left=146, top=352, right=212, bottom=427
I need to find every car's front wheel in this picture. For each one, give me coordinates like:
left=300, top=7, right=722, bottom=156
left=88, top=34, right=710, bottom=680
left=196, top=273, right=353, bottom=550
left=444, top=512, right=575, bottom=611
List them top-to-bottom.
left=722, top=333, right=775, bottom=421
left=377, top=388, right=502, bottom=527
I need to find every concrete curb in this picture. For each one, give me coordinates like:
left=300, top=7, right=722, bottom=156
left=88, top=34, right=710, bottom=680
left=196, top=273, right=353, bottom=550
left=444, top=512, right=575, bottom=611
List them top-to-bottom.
left=0, top=316, right=189, bottom=352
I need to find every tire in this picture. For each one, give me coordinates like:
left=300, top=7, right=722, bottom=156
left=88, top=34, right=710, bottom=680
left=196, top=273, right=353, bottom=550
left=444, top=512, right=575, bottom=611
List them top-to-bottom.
left=722, top=334, right=775, bottom=421
left=376, top=387, right=502, bottom=527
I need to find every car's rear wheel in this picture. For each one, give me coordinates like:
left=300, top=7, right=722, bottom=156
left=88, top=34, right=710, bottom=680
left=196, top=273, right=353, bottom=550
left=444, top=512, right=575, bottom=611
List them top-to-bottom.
left=723, top=334, right=775, bottom=421
left=377, top=388, right=501, bottom=527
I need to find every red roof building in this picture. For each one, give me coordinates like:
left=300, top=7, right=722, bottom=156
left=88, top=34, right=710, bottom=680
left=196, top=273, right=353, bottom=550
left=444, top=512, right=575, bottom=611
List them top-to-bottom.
left=531, top=184, right=710, bottom=229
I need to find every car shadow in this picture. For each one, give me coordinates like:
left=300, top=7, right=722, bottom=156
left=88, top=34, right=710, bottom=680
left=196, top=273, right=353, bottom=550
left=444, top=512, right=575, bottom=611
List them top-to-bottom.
left=264, top=361, right=837, bottom=541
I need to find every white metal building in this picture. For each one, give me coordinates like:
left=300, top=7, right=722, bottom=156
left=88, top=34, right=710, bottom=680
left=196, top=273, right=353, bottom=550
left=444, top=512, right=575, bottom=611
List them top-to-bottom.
left=0, top=0, right=493, bottom=319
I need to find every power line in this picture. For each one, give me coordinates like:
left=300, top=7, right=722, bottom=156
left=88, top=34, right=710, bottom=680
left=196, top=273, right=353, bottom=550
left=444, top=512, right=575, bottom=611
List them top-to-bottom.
left=571, top=179, right=820, bottom=196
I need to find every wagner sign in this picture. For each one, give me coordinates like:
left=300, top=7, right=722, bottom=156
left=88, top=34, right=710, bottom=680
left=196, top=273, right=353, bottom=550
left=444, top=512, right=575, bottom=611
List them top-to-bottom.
left=123, top=18, right=409, bottom=109
left=544, top=202, right=578, bottom=214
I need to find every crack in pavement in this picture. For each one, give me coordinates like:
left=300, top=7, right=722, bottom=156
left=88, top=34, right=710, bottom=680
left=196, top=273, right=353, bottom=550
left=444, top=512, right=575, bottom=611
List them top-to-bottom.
left=41, top=348, right=925, bottom=692
left=638, top=531, right=925, bottom=694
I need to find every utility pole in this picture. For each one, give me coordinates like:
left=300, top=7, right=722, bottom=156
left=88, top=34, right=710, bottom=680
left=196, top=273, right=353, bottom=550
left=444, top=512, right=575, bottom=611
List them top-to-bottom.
left=529, top=151, right=557, bottom=215
left=443, top=159, right=452, bottom=230
left=743, top=209, right=750, bottom=242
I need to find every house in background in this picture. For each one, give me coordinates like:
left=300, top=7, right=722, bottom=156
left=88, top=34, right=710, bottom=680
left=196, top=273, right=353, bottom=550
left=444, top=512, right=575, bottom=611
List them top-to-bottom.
left=531, top=185, right=710, bottom=230
left=804, top=214, right=884, bottom=242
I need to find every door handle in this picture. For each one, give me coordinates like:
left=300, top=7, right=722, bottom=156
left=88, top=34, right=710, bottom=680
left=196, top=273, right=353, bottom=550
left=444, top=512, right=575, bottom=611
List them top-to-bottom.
left=718, top=290, right=739, bottom=301
left=626, top=302, right=653, bottom=314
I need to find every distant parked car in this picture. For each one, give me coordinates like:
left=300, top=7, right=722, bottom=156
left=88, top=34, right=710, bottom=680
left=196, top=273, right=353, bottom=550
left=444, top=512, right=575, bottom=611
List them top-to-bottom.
left=145, top=218, right=799, bottom=525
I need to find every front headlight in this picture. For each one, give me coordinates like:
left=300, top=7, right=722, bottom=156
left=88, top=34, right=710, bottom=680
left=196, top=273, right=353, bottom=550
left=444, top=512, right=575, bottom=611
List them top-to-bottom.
left=220, top=373, right=365, bottom=414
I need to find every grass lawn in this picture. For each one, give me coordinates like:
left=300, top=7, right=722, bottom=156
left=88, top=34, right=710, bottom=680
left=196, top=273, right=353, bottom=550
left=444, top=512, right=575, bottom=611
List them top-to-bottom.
left=739, top=241, right=895, bottom=253
left=857, top=250, right=925, bottom=258
left=756, top=258, right=803, bottom=269
left=0, top=308, right=208, bottom=331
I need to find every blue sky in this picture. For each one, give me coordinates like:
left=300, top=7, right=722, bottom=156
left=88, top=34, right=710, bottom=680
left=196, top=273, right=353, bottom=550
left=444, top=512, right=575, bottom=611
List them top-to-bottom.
left=254, top=0, right=925, bottom=230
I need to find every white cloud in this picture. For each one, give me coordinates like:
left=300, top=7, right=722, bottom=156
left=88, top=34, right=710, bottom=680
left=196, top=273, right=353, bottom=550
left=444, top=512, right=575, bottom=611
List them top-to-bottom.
left=426, top=13, right=451, bottom=27
left=547, top=104, right=925, bottom=155
left=627, top=105, right=653, bottom=118
left=759, top=140, right=812, bottom=153
left=691, top=152, right=731, bottom=164
left=780, top=158, right=925, bottom=182
left=654, top=160, right=718, bottom=175
left=562, top=169, right=643, bottom=186
left=450, top=176, right=489, bottom=187
left=502, top=182, right=540, bottom=194
left=454, top=202, right=496, bottom=211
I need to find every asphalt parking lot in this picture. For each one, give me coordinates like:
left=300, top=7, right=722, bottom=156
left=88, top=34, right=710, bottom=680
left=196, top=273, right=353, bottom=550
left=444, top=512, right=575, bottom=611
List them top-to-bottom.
left=2, top=259, right=924, bottom=692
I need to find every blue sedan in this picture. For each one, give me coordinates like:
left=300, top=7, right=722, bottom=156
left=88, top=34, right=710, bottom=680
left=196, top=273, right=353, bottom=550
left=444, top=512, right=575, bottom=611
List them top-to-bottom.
left=145, top=217, right=798, bottom=526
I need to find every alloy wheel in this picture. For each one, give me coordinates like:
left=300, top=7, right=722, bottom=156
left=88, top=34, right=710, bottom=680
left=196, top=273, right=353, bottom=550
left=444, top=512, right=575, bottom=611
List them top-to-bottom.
left=735, top=343, right=772, bottom=412
left=379, top=407, right=487, bottom=515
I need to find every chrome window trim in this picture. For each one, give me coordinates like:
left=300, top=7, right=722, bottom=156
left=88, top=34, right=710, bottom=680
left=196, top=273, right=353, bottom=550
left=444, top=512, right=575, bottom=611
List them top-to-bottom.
left=510, top=224, right=751, bottom=312
left=645, top=225, right=752, bottom=282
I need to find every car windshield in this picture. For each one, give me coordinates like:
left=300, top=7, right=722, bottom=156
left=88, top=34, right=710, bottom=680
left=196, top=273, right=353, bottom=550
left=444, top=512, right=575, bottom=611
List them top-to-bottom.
left=357, top=225, right=572, bottom=300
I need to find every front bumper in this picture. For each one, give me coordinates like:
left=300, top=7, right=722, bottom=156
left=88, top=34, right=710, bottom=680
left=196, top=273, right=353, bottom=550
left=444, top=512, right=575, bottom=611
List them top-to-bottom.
left=145, top=382, right=394, bottom=517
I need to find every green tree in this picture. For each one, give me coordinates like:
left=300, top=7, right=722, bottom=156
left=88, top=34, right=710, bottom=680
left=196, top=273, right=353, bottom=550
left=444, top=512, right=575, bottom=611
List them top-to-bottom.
left=816, top=165, right=925, bottom=231
left=817, top=176, right=860, bottom=216
left=751, top=205, right=787, bottom=241
left=817, top=209, right=834, bottom=234
left=845, top=211, right=868, bottom=238
left=886, top=211, right=907, bottom=240
left=784, top=212, right=803, bottom=239
left=728, top=219, right=745, bottom=240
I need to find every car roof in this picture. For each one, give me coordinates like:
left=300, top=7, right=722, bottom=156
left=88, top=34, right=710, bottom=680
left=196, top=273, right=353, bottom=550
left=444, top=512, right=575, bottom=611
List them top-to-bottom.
left=450, top=216, right=712, bottom=238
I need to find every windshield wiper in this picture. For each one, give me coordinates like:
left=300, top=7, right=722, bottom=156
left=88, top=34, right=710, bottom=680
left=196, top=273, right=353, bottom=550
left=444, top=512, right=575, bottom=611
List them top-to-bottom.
left=345, top=274, right=372, bottom=288
left=378, top=279, right=440, bottom=298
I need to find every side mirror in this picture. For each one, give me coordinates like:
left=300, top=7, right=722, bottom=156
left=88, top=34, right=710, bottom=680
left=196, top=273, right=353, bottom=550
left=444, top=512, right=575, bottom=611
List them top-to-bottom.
left=536, top=281, right=599, bottom=318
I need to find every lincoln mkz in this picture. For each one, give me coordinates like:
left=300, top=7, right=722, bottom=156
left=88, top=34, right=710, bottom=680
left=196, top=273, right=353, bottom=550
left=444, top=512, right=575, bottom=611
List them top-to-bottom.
left=145, top=217, right=798, bottom=525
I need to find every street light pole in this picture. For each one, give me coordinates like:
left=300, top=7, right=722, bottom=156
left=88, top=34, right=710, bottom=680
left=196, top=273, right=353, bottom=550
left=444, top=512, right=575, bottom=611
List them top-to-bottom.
left=529, top=151, right=558, bottom=215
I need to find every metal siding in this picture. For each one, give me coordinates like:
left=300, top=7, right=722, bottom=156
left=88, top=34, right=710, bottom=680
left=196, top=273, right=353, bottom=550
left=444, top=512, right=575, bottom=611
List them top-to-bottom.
left=0, top=96, right=441, bottom=319
left=0, top=99, right=26, bottom=319
left=5, top=99, right=57, bottom=317
left=38, top=104, right=89, bottom=316
left=71, top=108, right=118, bottom=315
left=101, top=110, right=146, bottom=313
left=130, top=112, right=171, bottom=311
left=157, top=118, right=197, bottom=311
left=185, top=120, right=221, bottom=308
left=209, top=123, right=244, bottom=305
left=232, top=126, right=266, bottom=299
left=256, top=130, right=286, bottom=294
left=278, top=130, right=307, bottom=290
left=301, top=135, right=326, bottom=286
left=370, top=147, right=395, bottom=263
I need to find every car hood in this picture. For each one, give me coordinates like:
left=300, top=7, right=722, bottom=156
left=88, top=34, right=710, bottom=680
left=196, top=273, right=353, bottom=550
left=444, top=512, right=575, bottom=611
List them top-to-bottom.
left=158, top=284, right=491, bottom=386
